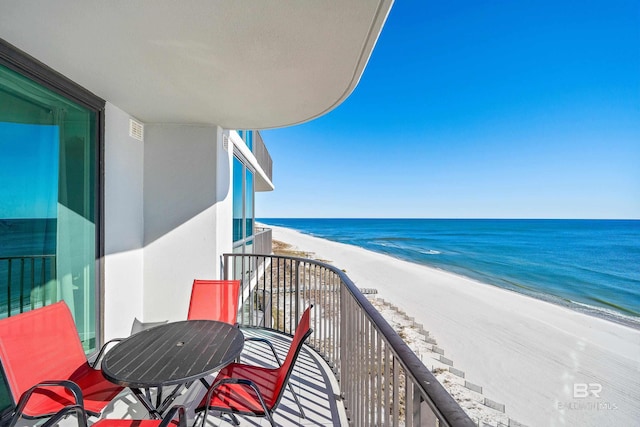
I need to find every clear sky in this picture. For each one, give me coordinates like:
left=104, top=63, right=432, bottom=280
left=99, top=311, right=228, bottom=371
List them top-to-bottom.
left=257, top=0, right=639, bottom=219
left=0, top=123, right=59, bottom=219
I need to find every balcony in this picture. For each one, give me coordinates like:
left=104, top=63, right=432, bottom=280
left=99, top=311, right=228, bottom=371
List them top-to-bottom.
left=252, top=131, right=273, bottom=184
left=8, top=253, right=473, bottom=427
left=223, top=253, right=475, bottom=426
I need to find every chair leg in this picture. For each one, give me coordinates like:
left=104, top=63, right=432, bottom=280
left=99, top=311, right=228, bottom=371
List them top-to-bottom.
left=287, top=382, right=305, bottom=418
left=264, top=411, right=277, bottom=427
left=228, top=413, right=240, bottom=426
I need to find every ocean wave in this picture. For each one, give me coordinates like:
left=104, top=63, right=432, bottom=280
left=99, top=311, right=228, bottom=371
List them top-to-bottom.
left=374, top=236, right=417, bottom=242
left=374, top=242, right=440, bottom=255
left=417, top=249, right=441, bottom=255
left=570, top=301, right=640, bottom=328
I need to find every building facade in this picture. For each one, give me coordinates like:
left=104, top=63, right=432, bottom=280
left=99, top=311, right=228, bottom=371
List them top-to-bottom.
left=0, top=1, right=393, bottom=351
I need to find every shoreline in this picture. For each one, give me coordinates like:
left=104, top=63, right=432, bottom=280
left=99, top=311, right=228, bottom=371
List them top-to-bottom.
left=267, top=224, right=640, bottom=426
left=277, top=226, right=640, bottom=330
left=378, top=256, right=640, bottom=331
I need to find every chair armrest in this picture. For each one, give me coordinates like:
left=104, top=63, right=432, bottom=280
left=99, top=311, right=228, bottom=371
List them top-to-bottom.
left=242, top=337, right=282, bottom=366
left=90, top=338, right=124, bottom=368
left=10, top=380, right=85, bottom=427
left=40, top=404, right=88, bottom=427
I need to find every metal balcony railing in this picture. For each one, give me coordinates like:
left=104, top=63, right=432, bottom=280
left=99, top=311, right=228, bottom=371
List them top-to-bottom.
left=223, top=253, right=475, bottom=427
left=0, top=255, right=56, bottom=318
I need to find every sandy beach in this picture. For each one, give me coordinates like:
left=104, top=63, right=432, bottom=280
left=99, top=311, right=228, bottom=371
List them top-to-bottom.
left=269, top=225, right=640, bottom=427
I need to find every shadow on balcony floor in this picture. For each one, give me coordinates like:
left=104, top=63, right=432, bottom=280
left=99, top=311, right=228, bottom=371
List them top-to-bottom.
left=88, top=328, right=345, bottom=427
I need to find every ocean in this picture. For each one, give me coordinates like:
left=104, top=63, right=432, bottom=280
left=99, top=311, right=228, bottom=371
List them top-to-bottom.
left=0, top=218, right=57, bottom=316
left=0, top=218, right=57, bottom=257
left=259, top=218, right=640, bottom=327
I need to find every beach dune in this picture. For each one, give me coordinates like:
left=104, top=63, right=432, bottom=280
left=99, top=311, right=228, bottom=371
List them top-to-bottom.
left=269, top=225, right=640, bottom=427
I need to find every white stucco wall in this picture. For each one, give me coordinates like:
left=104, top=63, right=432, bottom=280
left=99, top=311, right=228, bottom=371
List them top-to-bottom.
left=103, top=102, right=145, bottom=340
left=102, top=111, right=235, bottom=338
left=142, top=125, right=233, bottom=323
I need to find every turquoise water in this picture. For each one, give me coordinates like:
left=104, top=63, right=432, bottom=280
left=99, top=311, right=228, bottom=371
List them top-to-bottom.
left=260, top=218, right=640, bottom=327
left=0, top=219, right=57, bottom=315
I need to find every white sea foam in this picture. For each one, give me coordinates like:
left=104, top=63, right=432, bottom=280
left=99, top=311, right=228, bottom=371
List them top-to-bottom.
left=418, top=249, right=441, bottom=255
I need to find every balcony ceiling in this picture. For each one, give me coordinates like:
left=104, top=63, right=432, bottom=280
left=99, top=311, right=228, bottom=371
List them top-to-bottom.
left=1, top=1, right=392, bottom=129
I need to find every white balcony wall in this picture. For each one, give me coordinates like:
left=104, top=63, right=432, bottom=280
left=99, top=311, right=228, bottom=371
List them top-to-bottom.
left=103, top=102, right=145, bottom=340
left=102, top=108, right=234, bottom=340
left=142, top=125, right=233, bottom=323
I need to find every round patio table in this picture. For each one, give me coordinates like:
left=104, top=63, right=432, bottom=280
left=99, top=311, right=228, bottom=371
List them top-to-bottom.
left=102, top=320, right=244, bottom=417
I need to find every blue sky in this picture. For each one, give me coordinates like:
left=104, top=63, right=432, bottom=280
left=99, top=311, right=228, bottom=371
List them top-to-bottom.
left=257, top=0, right=639, bottom=219
left=0, top=123, right=59, bottom=219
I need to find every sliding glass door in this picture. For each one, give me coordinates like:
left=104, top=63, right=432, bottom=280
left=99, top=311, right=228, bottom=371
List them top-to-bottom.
left=0, top=62, right=99, bottom=352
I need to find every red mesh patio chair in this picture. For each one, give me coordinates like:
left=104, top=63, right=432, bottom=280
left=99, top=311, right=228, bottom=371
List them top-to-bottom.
left=187, top=280, right=241, bottom=324
left=0, top=302, right=123, bottom=424
left=195, top=306, right=313, bottom=427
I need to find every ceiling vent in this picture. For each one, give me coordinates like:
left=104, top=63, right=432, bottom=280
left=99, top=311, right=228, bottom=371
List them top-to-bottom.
left=129, top=119, right=144, bottom=141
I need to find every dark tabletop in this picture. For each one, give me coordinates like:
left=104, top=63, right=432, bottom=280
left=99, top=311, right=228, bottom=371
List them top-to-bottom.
left=101, top=320, right=244, bottom=388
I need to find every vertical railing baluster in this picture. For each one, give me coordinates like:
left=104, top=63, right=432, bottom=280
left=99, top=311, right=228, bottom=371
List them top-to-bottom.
left=250, top=254, right=255, bottom=326
left=269, top=255, right=274, bottom=330
left=275, top=255, right=278, bottom=330
left=50, top=256, right=57, bottom=304
left=33, top=257, right=37, bottom=308
left=39, top=257, right=46, bottom=307
left=19, top=258, right=25, bottom=312
left=34, top=258, right=39, bottom=309
left=7, top=259, right=12, bottom=316
left=312, top=263, right=317, bottom=350
left=321, top=267, right=326, bottom=355
left=336, top=272, right=340, bottom=372
left=339, top=284, right=347, bottom=418
left=351, top=295, right=356, bottom=424
left=353, top=302, right=358, bottom=425
left=358, top=306, right=364, bottom=425
left=364, top=315, right=370, bottom=425
left=370, top=321, right=376, bottom=426
left=377, top=332, right=383, bottom=425
left=385, top=344, right=391, bottom=426
left=393, top=357, right=400, bottom=427
left=406, top=371, right=414, bottom=427
left=413, top=383, right=422, bottom=427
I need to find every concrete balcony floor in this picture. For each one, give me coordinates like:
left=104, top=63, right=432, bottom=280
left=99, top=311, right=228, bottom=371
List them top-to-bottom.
left=88, top=328, right=346, bottom=427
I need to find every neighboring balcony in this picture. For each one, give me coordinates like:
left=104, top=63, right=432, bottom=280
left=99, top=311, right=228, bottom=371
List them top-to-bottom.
left=253, top=131, right=273, bottom=184
left=253, top=226, right=273, bottom=256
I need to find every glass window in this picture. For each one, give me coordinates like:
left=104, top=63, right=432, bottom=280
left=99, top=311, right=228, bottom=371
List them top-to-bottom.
left=0, top=64, right=98, bottom=352
left=237, top=130, right=253, bottom=151
left=245, top=130, right=253, bottom=151
left=232, top=152, right=256, bottom=251
left=232, top=156, right=244, bottom=242
left=245, top=168, right=254, bottom=238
